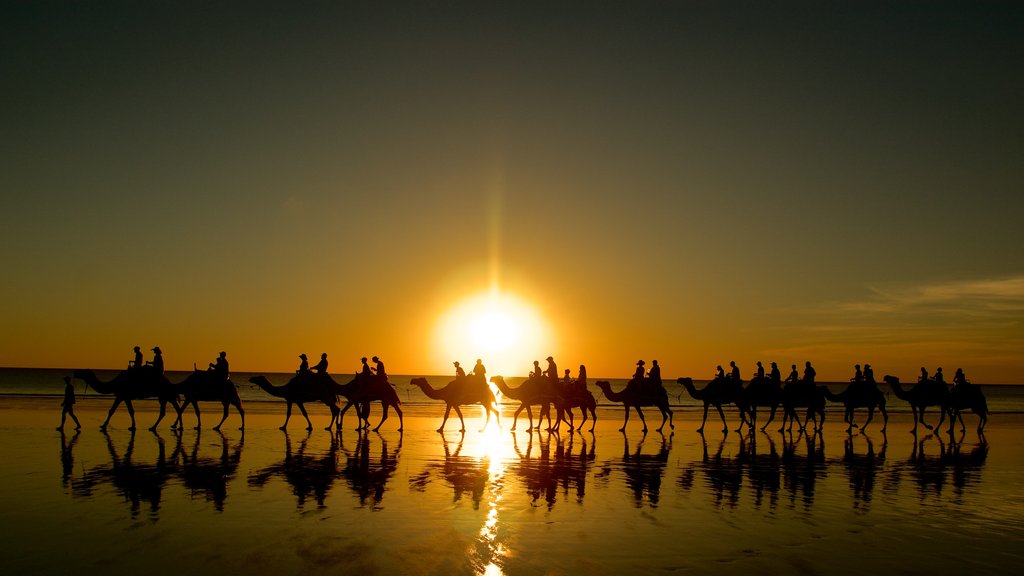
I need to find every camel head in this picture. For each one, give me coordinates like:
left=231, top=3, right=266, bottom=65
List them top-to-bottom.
left=489, top=375, right=505, bottom=385
left=882, top=375, right=900, bottom=385
left=410, top=377, right=429, bottom=388
left=676, top=377, right=693, bottom=386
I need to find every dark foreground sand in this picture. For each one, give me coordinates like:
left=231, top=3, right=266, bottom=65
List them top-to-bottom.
left=1, top=396, right=1021, bottom=575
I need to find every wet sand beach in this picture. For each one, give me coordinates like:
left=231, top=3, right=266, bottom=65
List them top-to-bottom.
left=1, top=396, right=1021, bottom=575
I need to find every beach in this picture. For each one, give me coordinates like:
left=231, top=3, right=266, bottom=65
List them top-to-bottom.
left=1, top=394, right=1021, bottom=576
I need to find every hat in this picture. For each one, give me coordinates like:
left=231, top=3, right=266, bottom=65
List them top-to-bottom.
left=152, top=347, right=161, bottom=353
left=299, top=354, right=307, bottom=359
left=372, top=356, right=379, bottom=362
left=546, top=356, right=553, bottom=361
left=637, top=360, right=645, bottom=365
left=453, top=361, right=460, bottom=366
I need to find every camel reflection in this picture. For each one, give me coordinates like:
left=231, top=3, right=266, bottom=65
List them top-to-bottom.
left=780, top=429, right=827, bottom=509
left=177, top=430, right=243, bottom=511
left=680, top=430, right=826, bottom=510
left=71, top=431, right=176, bottom=519
left=248, top=431, right=338, bottom=509
left=508, top=431, right=596, bottom=509
left=598, top=431, right=671, bottom=508
left=339, top=432, right=402, bottom=509
left=410, top=432, right=489, bottom=509
left=840, top=432, right=887, bottom=511
left=890, top=432, right=988, bottom=501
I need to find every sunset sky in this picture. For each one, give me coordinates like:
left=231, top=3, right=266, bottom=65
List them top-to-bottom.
left=2, top=2, right=1022, bottom=382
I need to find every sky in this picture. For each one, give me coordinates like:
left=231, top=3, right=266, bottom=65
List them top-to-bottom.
left=2, top=1, right=1022, bottom=382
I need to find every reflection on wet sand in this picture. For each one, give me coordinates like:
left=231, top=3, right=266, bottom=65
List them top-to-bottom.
left=177, top=430, right=243, bottom=511
left=248, top=430, right=338, bottom=509
left=508, top=430, right=596, bottom=509
left=70, top=431, right=176, bottom=519
left=410, top=431, right=489, bottom=508
left=597, top=431, right=672, bottom=508
left=339, top=432, right=402, bottom=509
left=841, top=432, right=887, bottom=511
left=890, top=432, right=988, bottom=501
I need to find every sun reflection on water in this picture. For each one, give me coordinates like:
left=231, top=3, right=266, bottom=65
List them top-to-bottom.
left=462, top=421, right=513, bottom=575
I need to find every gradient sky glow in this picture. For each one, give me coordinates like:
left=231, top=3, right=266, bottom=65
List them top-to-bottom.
left=2, top=2, right=1022, bottom=382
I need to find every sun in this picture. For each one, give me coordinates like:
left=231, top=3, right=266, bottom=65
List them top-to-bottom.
left=434, top=289, right=552, bottom=377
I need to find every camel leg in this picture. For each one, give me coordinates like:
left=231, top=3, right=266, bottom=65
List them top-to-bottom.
left=100, top=398, right=123, bottom=430
left=233, top=399, right=245, bottom=430
left=126, top=400, right=137, bottom=431
left=149, top=400, right=168, bottom=432
left=170, top=400, right=185, bottom=430
left=281, top=400, right=293, bottom=430
left=192, top=401, right=205, bottom=430
left=336, top=401, right=354, bottom=431
left=374, top=402, right=389, bottom=432
left=297, top=403, right=313, bottom=431
left=394, top=403, right=404, bottom=432
left=491, top=403, right=501, bottom=429
left=698, top=403, right=709, bottom=433
left=324, top=404, right=338, bottom=431
left=439, top=405, right=452, bottom=432
left=453, top=405, right=467, bottom=432
left=511, top=405, right=525, bottom=430
left=620, top=405, right=630, bottom=432
left=715, top=405, right=728, bottom=433
left=761, top=405, right=777, bottom=431
left=879, top=405, right=887, bottom=433
left=635, top=406, right=648, bottom=433
left=861, top=407, right=874, bottom=432
left=920, top=407, right=933, bottom=431
left=577, top=408, right=586, bottom=431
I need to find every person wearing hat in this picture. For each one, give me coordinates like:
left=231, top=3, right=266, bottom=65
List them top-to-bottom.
left=129, top=346, right=143, bottom=370
left=146, top=347, right=164, bottom=374
left=312, top=353, right=329, bottom=374
left=296, top=354, right=309, bottom=374
left=357, top=356, right=371, bottom=379
left=372, top=356, right=387, bottom=383
left=544, top=356, right=558, bottom=386
left=633, top=360, right=646, bottom=383
left=454, top=361, right=466, bottom=379
left=863, top=364, right=875, bottom=385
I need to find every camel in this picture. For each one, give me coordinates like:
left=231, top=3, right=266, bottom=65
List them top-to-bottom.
left=73, top=368, right=181, bottom=431
left=172, top=370, right=245, bottom=431
left=249, top=373, right=341, bottom=431
left=333, top=374, right=404, bottom=432
left=489, top=375, right=560, bottom=430
left=884, top=375, right=952, bottom=435
left=741, top=376, right=782, bottom=431
left=410, top=377, right=501, bottom=432
left=677, top=377, right=744, bottom=433
left=596, top=379, right=673, bottom=433
left=779, top=381, right=828, bottom=433
left=823, top=381, right=888, bottom=433
left=949, top=383, right=988, bottom=435
left=557, top=384, right=598, bottom=432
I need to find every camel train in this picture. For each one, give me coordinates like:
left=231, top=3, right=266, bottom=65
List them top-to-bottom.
left=71, top=355, right=989, bottom=436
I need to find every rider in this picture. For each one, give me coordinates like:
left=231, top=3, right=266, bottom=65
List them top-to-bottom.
left=129, top=346, right=144, bottom=370
left=146, top=347, right=164, bottom=375
left=209, top=351, right=229, bottom=379
left=297, top=353, right=310, bottom=374
left=312, top=353, right=329, bottom=374
left=358, top=356, right=372, bottom=379
left=372, top=356, right=387, bottom=383
left=544, top=356, right=558, bottom=387
left=472, top=358, right=486, bottom=382
left=531, top=360, right=542, bottom=379
left=634, top=360, right=646, bottom=383
left=648, top=360, right=662, bottom=387
left=454, top=361, right=466, bottom=379
left=729, top=361, right=741, bottom=383
left=753, top=361, right=765, bottom=381
left=802, top=361, right=816, bottom=391
left=769, top=362, right=781, bottom=385
left=575, top=364, right=588, bottom=394
left=785, top=364, right=799, bottom=385
left=851, top=364, right=864, bottom=385
left=863, top=364, right=876, bottom=385
left=715, top=365, right=726, bottom=381
left=918, top=367, right=930, bottom=384
left=933, top=367, right=945, bottom=385
left=953, top=368, right=970, bottom=388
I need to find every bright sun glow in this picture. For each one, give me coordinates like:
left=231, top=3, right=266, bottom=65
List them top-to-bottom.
left=434, top=289, right=552, bottom=377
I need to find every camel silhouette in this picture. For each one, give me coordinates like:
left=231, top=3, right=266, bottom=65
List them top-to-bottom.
left=73, top=368, right=181, bottom=431
left=172, top=370, right=245, bottom=431
left=249, top=374, right=341, bottom=431
left=333, top=374, right=404, bottom=432
left=489, top=375, right=560, bottom=430
left=884, top=375, right=952, bottom=435
left=741, top=376, right=782, bottom=431
left=410, top=377, right=501, bottom=432
left=677, top=377, right=745, bottom=433
left=595, top=379, right=673, bottom=433
left=778, top=381, right=828, bottom=433
left=823, top=381, right=888, bottom=433
left=556, top=383, right=598, bottom=432
left=950, top=383, right=988, bottom=435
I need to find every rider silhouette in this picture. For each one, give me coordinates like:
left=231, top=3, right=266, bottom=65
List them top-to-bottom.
left=129, top=346, right=143, bottom=370
left=146, top=347, right=164, bottom=375
left=209, top=351, right=229, bottom=379
left=297, top=353, right=309, bottom=374
left=312, top=353, right=329, bottom=374
left=372, top=356, right=387, bottom=383
left=544, top=356, right=558, bottom=386
left=634, top=360, right=646, bottom=383
left=648, top=360, right=662, bottom=386
left=454, top=361, right=466, bottom=379
left=754, top=361, right=765, bottom=381
left=769, top=362, right=781, bottom=384
left=863, top=363, right=876, bottom=384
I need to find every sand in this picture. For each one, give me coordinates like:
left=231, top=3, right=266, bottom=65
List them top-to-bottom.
left=0, top=396, right=1021, bottom=575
